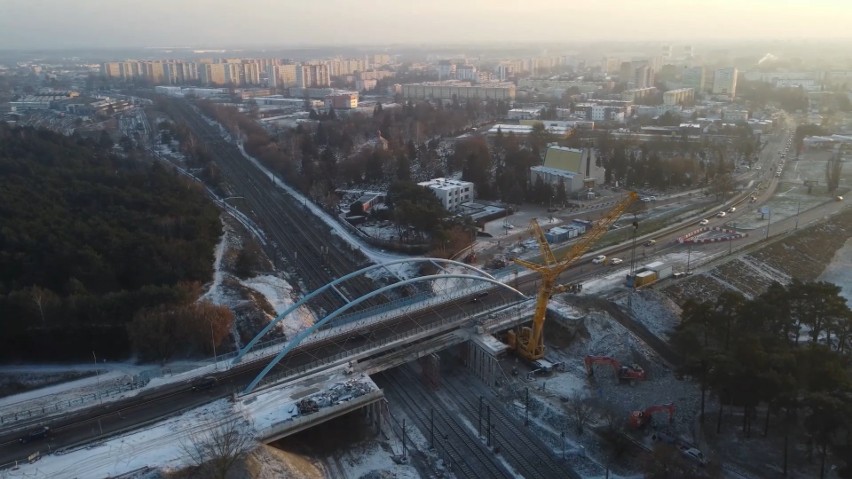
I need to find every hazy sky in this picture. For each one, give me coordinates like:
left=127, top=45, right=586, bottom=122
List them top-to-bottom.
left=1, top=0, right=851, bottom=50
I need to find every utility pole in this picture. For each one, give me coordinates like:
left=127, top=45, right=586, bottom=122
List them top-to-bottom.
left=795, top=201, right=801, bottom=230
left=765, top=209, right=772, bottom=240
left=729, top=223, right=735, bottom=255
left=685, top=241, right=692, bottom=274
left=210, top=319, right=218, bottom=370
left=525, top=387, right=529, bottom=426
left=478, top=396, right=483, bottom=437
left=487, top=405, right=492, bottom=447
left=430, top=409, right=434, bottom=449
left=402, top=419, right=407, bottom=459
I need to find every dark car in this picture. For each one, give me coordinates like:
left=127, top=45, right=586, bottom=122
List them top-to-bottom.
left=470, top=291, right=490, bottom=303
left=191, top=376, right=218, bottom=391
left=19, top=426, right=50, bottom=444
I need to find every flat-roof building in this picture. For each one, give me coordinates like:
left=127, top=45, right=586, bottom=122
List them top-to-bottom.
left=417, top=178, right=475, bottom=211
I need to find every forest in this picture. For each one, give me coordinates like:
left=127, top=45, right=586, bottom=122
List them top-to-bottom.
left=0, top=124, right=227, bottom=361
left=672, top=281, right=852, bottom=478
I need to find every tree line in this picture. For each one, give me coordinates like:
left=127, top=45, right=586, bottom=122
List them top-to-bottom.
left=0, top=124, right=229, bottom=361
left=672, top=280, right=852, bottom=478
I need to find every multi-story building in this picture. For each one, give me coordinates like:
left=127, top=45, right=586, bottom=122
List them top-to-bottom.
left=437, top=61, right=456, bottom=80
left=296, top=63, right=331, bottom=88
left=270, top=64, right=298, bottom=88
left=456, top=65, right=477, bottom=81
left=634, top=65, right=653, bottom=89
left=681, top=66, right=705, bottom=92
left=713, top=67, right=738, bottom=97
left=402, top=82, right=516, bottom=101
left=621, top=87, right=657, bottom=103
left=663, top=88, right=694, bottom=106
left=326, top=92, right=359, bottom=110
left=722, top=109, right=749, bottom=122
left=530, top=146, right=606, bottom=194
left=417, top=178, right=474, bottom=211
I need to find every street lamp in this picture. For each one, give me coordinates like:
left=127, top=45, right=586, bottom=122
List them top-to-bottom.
left=209, top=319, right=219, bottom=370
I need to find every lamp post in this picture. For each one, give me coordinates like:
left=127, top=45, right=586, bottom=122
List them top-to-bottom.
left=794, top=201, right=801, bottom=230
left=765, top=209, right=772, bottom=240
left=209, top=319, right=219, bottom=370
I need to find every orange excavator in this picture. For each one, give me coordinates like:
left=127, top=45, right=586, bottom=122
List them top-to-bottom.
left=583, top=355, right=647, bottom=382
left=628, top=403, right=676, bottom=429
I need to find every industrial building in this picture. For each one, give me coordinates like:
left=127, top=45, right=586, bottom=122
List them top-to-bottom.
left=530, top=146, right=606, bottom=196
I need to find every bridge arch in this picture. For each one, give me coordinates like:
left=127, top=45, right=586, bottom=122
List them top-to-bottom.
left=233, top=258, right=497, bottom=364
left=243, top=273, right=526, bottom=394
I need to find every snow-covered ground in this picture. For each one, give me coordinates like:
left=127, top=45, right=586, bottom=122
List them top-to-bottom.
left=820, top=237, right=852, bottom=304
left=241, top=275, right=316, bottom=340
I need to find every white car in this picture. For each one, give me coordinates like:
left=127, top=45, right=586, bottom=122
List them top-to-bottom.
left=728, top=207, right=736, bottom=213
left=717, top=211, right=726, bottom=217
left=700, top=219, right=710, bottom=225
left=592, top=255, right=607, bottom=264
left=609, top=258, right=623, bottom=265
left=680, top=446, right=708, bottom=466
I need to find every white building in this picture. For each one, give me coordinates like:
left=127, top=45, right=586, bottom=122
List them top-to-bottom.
left=663, top=88, right=695, bottom=106
left=508, top=107, right=544, bottom=120
left=722, top=109, right=749, bottom=122
left=530, top=146, right=606, bottom=195
left=417, top=178, right=475, bottom=211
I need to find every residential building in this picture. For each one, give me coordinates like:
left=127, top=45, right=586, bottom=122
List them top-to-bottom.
left=296, top=63, right=331, bottom=88
left=456, top=65, right=477, bottom=81
left=681, top=66, right=705, bottom=92
left=713, top=67, right=738, bottom=97
left=402, top=82, right=515, bottom=101
left=621, top=87, right=657, bottom=103
left=663, top=88, right=694, bottom=106
left=508, top=107, right=544, bottom=120
left=417, top=178, right=475, bottom=211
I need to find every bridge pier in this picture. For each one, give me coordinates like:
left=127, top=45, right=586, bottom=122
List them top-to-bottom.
left=466, top=336, right=506, bottom=388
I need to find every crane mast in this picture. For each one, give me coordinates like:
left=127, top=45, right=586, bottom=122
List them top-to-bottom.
left=509, top=192, right=638, bottom=361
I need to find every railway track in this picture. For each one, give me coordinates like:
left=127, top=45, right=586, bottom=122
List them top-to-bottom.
left=164, top=99, right=381, bottom=314
left=377, top=367, right=511, bottom=479
left=438, top=369, right=580, bottom=479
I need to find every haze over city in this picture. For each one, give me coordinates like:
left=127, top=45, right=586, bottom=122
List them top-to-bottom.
left=2, top=0, right=852, bottom=49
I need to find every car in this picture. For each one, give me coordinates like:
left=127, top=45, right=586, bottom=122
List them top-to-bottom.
left=755, top=166, right=762, bottom=170
left=837, top=196, right=844, bottom=201
left=641, top=197, right=652, bottom=202
left=727, top=207, right=736, bottom=213
left=717, top=211, right=726, bottom=217
left=699, top=219, right=710, bottom=225
left=503, top=223, right=514, bottom=229
left=643, top=240, right=656, bottom=247
left=592, top=255, right=607, bottom=264
left=609, top=258, right=623, bottom=265
left=672, top=272, right=687, bottom=279
left=470, top=291, right=490, bottom=303
left=191, top=376, right=218, bottom=391
left=19, top=426, right=50, bottom=444
left=679, top=446, right=708, bottom=466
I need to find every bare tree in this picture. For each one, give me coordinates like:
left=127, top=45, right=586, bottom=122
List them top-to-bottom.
left=567, top=393, right=595, bottom=435
left=181, top=419, right=254, bottom=479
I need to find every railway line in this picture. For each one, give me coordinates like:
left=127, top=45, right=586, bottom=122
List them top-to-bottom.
left=163, top=99, right=380, bottom=314
left=377, top=366, right=511, bottom=479
left=438, top=369, right=580, bottom=479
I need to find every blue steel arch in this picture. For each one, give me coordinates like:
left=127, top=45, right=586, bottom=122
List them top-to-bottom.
left=233, top=258, right=497, bottom=364
left=243, top=273, right=526, bottom=394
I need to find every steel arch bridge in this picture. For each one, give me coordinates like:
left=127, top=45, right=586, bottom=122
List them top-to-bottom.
left=237, top=258, right=527, bottom=394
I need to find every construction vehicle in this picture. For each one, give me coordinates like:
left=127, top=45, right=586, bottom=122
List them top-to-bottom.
left=507, top=192, right=639, bottom=361
left=583, top=355, right=647, bottom=382
left=628, top=403, right=676, bottom=429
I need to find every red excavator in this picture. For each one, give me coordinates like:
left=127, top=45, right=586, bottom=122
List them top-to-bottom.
left=583, top=355, right=647, bottom=382
left=629, top=403, right=676, bottom=429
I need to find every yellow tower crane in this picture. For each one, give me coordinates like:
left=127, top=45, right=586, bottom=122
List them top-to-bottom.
left=508, top=191, right=639, bottom=361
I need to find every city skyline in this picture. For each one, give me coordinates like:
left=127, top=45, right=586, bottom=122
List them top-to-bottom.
left=1, top=0, right=852, bottom=50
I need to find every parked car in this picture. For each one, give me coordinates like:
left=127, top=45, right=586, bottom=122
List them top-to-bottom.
left=716, top=211, right=726, bottom=217
left=699, top=219, right=710, bottom=225
left=592, top=255, right=607, bottom=264
left=609, top=258, right=623, bottom=265
left=679, top=446, right=708, bottom=466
